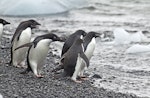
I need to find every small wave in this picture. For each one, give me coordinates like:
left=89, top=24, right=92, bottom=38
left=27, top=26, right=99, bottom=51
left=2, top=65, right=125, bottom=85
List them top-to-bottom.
left=82, top=6, right=97, bottom=10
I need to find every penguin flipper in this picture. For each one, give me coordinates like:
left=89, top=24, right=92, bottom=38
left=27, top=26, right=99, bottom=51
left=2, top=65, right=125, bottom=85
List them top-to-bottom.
left=11, top=29, right=23, bottom=43
left=15, top=42, right=33, bottom=51
left=80, top=52, right=89, bottom=67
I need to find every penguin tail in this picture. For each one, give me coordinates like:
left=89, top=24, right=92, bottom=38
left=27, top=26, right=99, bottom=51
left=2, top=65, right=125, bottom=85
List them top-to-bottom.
left=51, top=65, right=63, bottom=73
left=20, top=67, right=31, bottom=74
left=53, top=71, right=67, bottom=79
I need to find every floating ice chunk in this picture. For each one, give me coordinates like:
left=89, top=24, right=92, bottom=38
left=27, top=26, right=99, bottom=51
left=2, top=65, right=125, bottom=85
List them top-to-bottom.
left=0, top=0, right=87, bottom=16
left=113, top=28, right=150, bottom=45
left=113, top=28, right=130, bottom=45
left=129, top=31, right=150, bottom=42
left=126, top=44, right=150, bottom=54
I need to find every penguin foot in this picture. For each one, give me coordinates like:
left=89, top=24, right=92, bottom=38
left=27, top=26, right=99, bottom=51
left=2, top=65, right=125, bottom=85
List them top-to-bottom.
left=18, top=62, right=27, bottom=68
left=14, top=64, right=26, bottom=68
left=14, top=65, right=21, bottom=68
left=20, top=65, right=27, bottom=68
left=36, top=74, right=44, bottom=78
left=80, top=77, right=89, bottom=81
left=71, top=79, right=82, bottom=83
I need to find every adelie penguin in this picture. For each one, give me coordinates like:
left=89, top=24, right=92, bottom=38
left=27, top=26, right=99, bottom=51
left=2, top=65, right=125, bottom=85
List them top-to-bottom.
left=0, top=18, right=10, bottom=47
left=10, top=19, right=40, bottom=67
left=52, top=30, right=86, bottom=72
left=61, top=30, right=86, bottom=56
left=79, top=31, right=100, bottom=78
left=15, top=33, right=63, bottom=78
left=60, top=38, right=89, bottom=83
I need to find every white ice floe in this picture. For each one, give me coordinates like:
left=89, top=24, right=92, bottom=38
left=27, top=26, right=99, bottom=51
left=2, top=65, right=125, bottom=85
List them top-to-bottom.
left=0, top=0, right=87, bottom=16
left=113, top=28, right=150, bottom=45
left=126, top=44, right=150, bottom=54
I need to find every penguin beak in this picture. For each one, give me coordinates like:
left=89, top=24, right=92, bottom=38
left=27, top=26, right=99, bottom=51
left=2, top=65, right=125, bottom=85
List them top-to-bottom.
left=4, top=21, right=10, bottom=25
left=31, top=22, right=41, bottom=29
left=35, top=22, right=41, bottom=28
left=36, top=22, right=41, bottom=25
left=95, top=32, right=100, bottom=38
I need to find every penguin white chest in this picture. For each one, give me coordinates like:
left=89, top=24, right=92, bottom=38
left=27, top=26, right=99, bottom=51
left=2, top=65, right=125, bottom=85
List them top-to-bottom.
left=0, top=24, right=4, bottom=40
left=19, top=27, right=31, bottom=44
left=85, top=38, right=96, bottom=59
left=29, top=39, right=51, bottom=64
left=71, top=53, right=83, bottom=81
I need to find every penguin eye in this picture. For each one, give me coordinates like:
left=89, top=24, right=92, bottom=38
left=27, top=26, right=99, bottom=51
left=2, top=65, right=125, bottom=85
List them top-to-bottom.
left=3, top=21, right=5, bottom=24
left=53, top=36, right=57, bottom=39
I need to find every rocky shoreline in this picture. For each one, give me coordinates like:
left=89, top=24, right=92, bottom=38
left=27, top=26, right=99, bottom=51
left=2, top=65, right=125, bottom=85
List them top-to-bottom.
left=0, top=20, right=140, bottom=98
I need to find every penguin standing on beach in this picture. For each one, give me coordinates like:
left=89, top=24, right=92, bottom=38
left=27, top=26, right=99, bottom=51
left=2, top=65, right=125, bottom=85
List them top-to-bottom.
left=0, top=18, right=10, bottom=43
left=10, top=19, right=40, bottom=67
left=52, top=30, right=86, bottom=72
left=61, top=30, right=86, bottom=56
left=79, top=32, right=100, bottom=78
left=15, top=33, right=63, bottom=77
left=60, top=38, right=89, bottom=83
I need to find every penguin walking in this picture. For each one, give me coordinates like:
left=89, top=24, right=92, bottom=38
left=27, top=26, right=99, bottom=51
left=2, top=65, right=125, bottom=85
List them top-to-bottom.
left=0, top=18, right=10, bottom=46
left=10, top=19, right=40, bottom=67
left=52, top=30, right=86, bottom=72
left=79, top=32, right=100, bottom=78
left=15, top=33, right=63, bottom=77
left=60, top=38, right=89, bottom=83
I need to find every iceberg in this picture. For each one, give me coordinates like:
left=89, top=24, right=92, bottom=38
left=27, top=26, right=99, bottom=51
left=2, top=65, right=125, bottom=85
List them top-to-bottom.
left=0, top=0, right=87, bottom=16
left=113, top=28, right=150, bottom=45
left=126, top=44, right=150, bottom=54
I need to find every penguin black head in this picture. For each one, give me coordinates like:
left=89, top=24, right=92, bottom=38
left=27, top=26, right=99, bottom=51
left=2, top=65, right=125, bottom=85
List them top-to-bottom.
left=0, top=19, right=10, bottom=25
left=27, top=19, right=40, bottom=29
left=74, top=30, right=87, bottom=37
left=88, top=31, right=100, bottom=38
left=36, top=33, right=63, bottom=42
left=47, top=33, right=63, bottom=42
